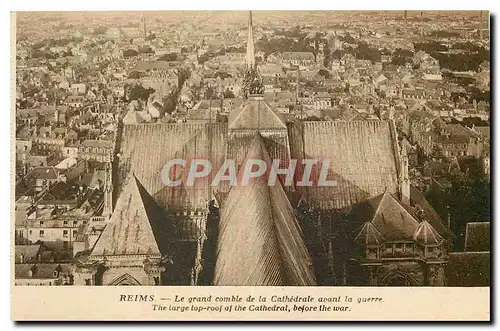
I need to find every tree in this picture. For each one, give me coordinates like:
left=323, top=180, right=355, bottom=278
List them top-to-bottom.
left=339, top=34, right=356, bottom=44
left=128, top=85, right=155, bottom=101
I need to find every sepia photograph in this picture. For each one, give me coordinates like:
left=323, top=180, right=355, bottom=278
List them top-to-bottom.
left=10, top=8, right=491, bottom=321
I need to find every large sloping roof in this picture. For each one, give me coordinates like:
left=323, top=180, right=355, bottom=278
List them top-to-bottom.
left=228, top=96, right=287, bottom=130
left=118, top=119, right=400, bottom=213
left=288, top=121, right=400, bottom=210
left=117, top=123, right=227, bottom=212
left=214, top=133, right=316, bottom=286
left=91, top=174, right=168, bottom=258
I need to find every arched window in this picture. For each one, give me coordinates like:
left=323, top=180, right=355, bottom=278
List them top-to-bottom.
left=381, top=271, right=415, bottom=287
left=109, top=273, right=141, bottom=286
left=386, top=275, right=412, bottom=286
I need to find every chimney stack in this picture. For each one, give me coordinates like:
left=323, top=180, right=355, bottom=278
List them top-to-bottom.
left=420, top=11, right=424, bottom=37
left=142, top=12, right=147, bottom=39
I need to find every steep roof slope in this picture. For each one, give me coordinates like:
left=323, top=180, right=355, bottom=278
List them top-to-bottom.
left=228, top=96, right=286, bottom=130
left=288, top=120, right=400, bottom=210
left=117, top=123, right=227, bottom=212
left=214, top=133, right=316, bottom=286
left=90, top=174, right=168, bottom=258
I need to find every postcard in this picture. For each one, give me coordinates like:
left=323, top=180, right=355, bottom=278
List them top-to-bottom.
left=11, top=10, right=491, bottom=321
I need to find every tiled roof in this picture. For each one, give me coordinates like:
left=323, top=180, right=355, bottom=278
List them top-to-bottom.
left=228, top=96, right=286, bottom=130
left=118, top=114, right=400, bottom=213
left=288, top=121, right=399, bottom=210
left=117, top=123, right=227, bottom=212
left=214, top=133, right=316, bottom=286
left=90, top=174, right=169, bottom=257
left=363, top=192, right=419, bottom=241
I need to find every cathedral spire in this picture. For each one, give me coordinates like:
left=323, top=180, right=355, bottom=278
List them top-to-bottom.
left=246, top=11, right=256, bottom=70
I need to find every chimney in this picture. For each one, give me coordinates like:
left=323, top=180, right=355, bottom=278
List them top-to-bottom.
left=404, top=10, right=408, bottom=34
left=420, top=11, right=424, bottom=37
left=142, top=12, right=147, bottom=39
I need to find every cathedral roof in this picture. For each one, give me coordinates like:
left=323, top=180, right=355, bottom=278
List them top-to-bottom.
left=228, top=96, right=287, bottom=130
left=117, top=120, right=401, bottom=213
left=288, top=120, right=400, bottom=210
left=117, top=123, right=228, bottom=212
left=214, top=133, right=316, bottom=286
left=90, top=173, right=169, bottom=258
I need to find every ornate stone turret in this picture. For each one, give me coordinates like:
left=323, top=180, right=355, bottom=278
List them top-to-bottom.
left=242, top=11, right=263, bottom=99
